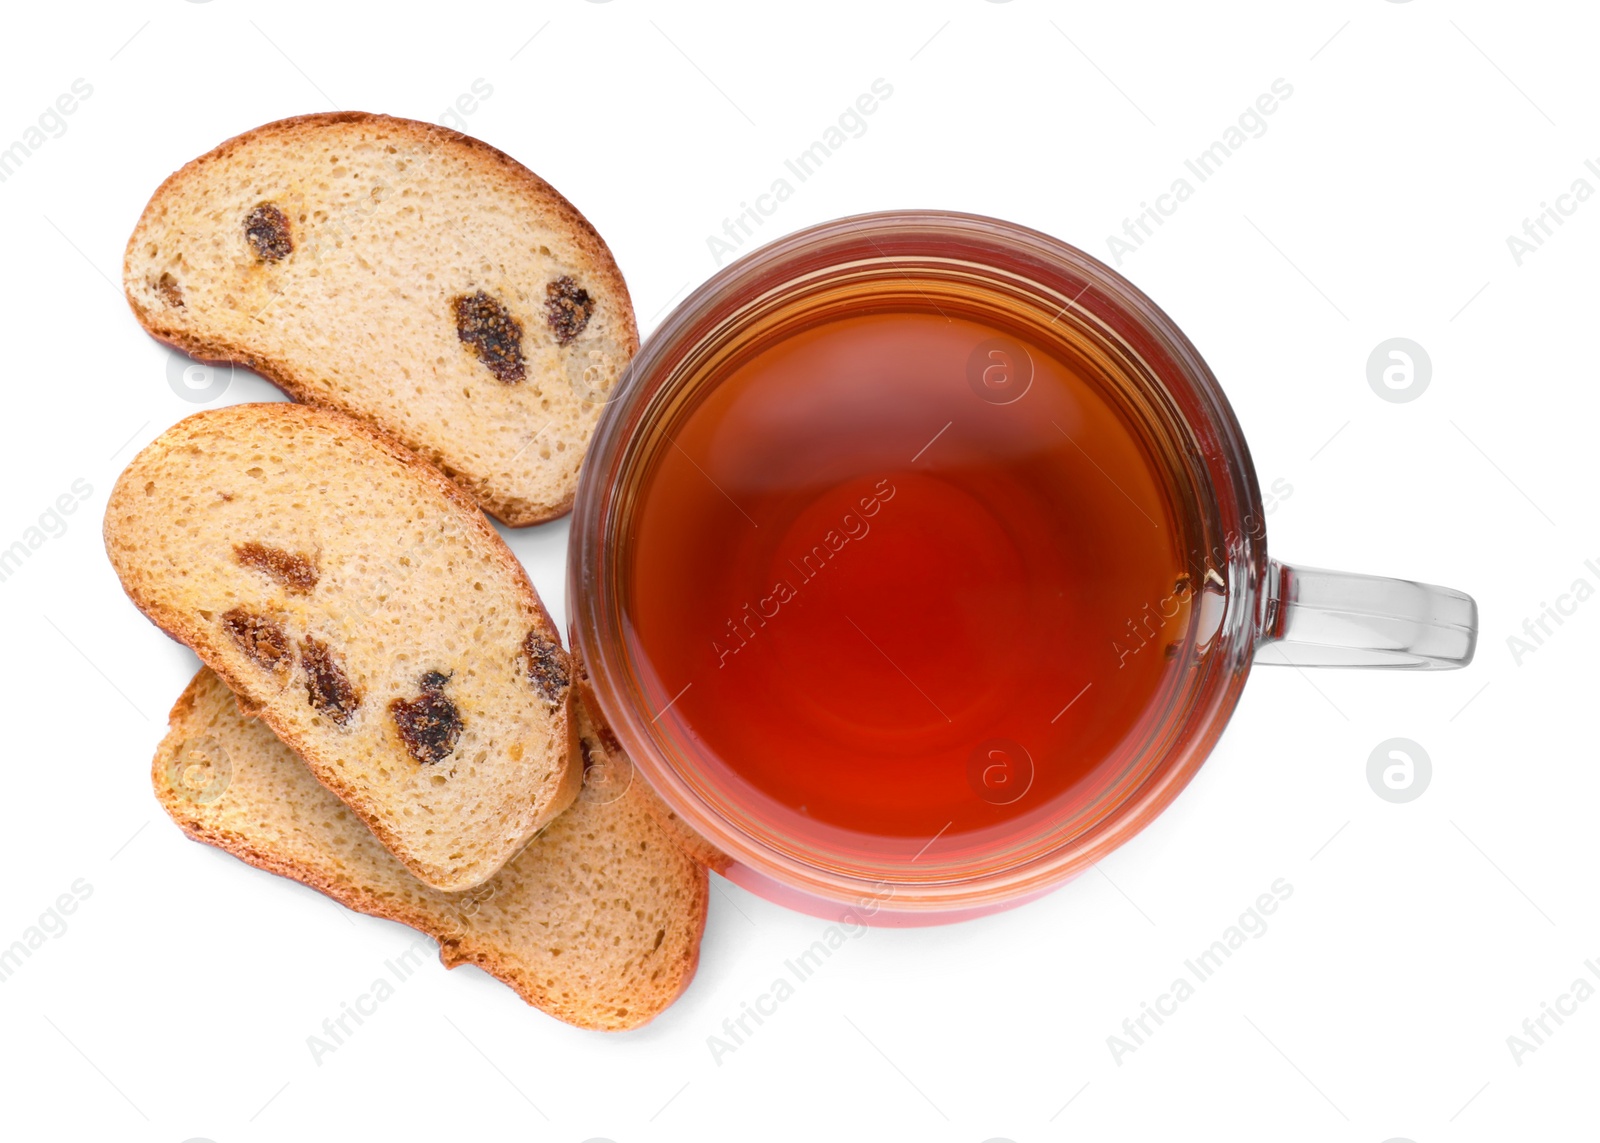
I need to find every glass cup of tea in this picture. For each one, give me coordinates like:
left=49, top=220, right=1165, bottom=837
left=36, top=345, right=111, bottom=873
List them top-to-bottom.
left=569, top=211, right=1476, bottom=926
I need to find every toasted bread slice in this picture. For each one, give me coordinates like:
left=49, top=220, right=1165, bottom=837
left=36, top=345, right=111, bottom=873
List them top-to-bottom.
left=123, top=112, right=639, bottom=526
left=105, top=403, right=577, bottom=891
left=156, top=670, right=707, bottom=1030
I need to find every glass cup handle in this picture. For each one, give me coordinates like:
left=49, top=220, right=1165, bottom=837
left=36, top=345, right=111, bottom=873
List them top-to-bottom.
left=1256, top=559, right=1478, bottom=670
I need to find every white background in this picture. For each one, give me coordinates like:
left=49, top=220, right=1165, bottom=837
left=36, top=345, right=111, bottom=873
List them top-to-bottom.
left=0, top=1, right=1593, bottom=1139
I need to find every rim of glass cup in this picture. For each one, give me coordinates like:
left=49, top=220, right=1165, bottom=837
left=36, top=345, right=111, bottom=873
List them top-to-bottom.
left=569, top=210, right=1268, bottom=918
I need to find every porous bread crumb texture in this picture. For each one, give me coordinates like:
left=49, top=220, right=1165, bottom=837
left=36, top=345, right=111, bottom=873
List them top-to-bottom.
left=122, top=111, right=640, bottom=526
left=105, top=403, right=579, bottom=891
left=155, top=670, right=708, bottom=1031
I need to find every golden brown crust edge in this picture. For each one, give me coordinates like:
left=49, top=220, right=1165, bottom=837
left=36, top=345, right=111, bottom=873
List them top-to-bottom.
left=121, top=111, right=641, bottom=527
left=106, top=403, right=579, bottom=892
